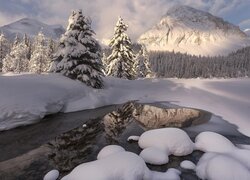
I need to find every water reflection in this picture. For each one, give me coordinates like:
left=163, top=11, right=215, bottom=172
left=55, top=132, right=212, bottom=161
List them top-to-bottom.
left=48, top=102, right=208, bottom=175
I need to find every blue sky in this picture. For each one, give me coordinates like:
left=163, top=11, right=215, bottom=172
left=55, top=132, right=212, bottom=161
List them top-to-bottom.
left=0, top=0, right=250, bottom=39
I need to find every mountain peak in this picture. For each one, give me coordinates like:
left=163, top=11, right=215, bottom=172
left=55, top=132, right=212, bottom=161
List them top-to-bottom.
left=138, top=6, right=249, bottom=56
left=0, top=18, right=65, bottom=40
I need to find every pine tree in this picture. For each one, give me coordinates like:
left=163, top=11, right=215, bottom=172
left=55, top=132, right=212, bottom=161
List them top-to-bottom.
left=51, top=10, right=103, bottom=88
left=107, top=17, right=135, bottom=80
left=29, top=32, right=51, bottom=73
left=0, top=33, right=10, bottom=72
left=2, top=35, right=29, bottom=73
left=135, top=45, right=152, bottom=78
left=102, top=52, right=108, bottom=75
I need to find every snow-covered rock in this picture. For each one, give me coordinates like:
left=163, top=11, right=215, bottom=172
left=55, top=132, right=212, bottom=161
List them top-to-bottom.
left=138, top=5, right=249, bottom=56
left=0, top=18, right=65, bottom=40
left=138, top=128, right=194, bottom=156
left=195, top=131, right=236, bottom=153
left=127, top=136, right=140, bottom=142
left=97, top=145, right=125, bottom=160
left=139, top=147, right=169, bottom=165
left=62, top=151, right=180, bottom=180
left=196, top=153, right=250, bottom=180
left=180, top=160, right=196, bottom=170
left=43, top=169, right=59, bottom=180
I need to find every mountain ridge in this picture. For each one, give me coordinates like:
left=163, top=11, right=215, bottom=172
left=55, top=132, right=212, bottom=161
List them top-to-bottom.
left=138, top=5, right=249, bottom=56
left=0, top=18, right=65, bottom=40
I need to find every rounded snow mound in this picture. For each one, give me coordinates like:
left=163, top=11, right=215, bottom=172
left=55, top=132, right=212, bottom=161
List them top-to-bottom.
left=138, top=128, right=194, bottom=156
left=195, top=131, right=236, bottom=153
left=97, top=145, right=125, bottom=160
left=139, top=147, right=169, bottom=165
left=196, top=153, right=250, bottom=180
left=180, top=160, right=196, bottom=170
left=43, top=169, right=59, bottom=180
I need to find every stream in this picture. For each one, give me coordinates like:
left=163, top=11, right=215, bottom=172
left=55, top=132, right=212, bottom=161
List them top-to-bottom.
left=0, top=101, right=249, bottom=180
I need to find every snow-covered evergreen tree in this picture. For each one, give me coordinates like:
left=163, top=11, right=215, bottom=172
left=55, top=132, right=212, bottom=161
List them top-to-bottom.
left=51, top=10, right=103, bottom=88
left=107, top=17, right=135, bottom=80
left=29, top=32, right=51, bottom=73
left=0, top=33, right=10, bottom=72
left=2, top=35, right=29, bottom=73
left=135, top=45, right=152, bottom=78
left=102, top=52, right=108, bottom=75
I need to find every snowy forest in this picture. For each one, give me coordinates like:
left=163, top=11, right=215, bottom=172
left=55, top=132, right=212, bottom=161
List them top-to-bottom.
left=1, top=12, right=250, bottom=81
left=149, top=47, right=250, bottom=78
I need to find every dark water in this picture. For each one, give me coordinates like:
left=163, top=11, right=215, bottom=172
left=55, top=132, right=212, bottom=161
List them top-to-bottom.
left=0, top=102, right=248, bottom=180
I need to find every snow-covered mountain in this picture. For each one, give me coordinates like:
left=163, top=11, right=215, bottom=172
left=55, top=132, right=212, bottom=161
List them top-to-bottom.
left=138, top=5, right=250, bottom=56
left=0, top=18, right=65, bottom=40
left=244, top=29, right=250, bottom=36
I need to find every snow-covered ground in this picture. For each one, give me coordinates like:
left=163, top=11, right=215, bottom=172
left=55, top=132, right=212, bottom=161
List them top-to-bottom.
left=0, top=73, right=250, bottom=137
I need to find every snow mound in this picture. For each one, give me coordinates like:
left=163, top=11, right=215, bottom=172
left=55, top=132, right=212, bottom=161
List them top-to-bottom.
left=138, top=128, right=194, bottom=156
left=195, top=131, right=236, bottom=153
left=97, top=145, right=125, bottom=160
left=139, top=147, right=169, bottom=165
left=62, top=151, right=180, bottom=180
left=196, top=153, right=250, bottom=180
left=180, top=160, right=196, bottom=170
left=43, top=169, right=59, bottom=180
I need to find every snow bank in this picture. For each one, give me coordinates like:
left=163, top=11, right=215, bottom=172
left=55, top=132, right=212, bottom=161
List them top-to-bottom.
left=0, top=74, right=90, bottom=130
left=1, top=74, right=250, bottom=137
left=138, top=128, right=194, bottom=156
left=97, top=145, right=125, bottom=160
left=62, top=146, right=180, bottom=180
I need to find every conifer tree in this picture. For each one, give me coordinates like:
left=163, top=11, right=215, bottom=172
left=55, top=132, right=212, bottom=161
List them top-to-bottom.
left=51, top=10, right=103, bottom=88
left=107, top=17, right=135, bottom=79
left=29, top=32, right=51, bottom=73
left=0, top=33, right=10, bottom=72
left=2, top=35, right=29, bottom=73
left=135, top=45, right=152, bottom=78
left=102, top=52, right=108, bottom=75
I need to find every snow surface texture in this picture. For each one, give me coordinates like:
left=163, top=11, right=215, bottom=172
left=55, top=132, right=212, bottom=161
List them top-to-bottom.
left=138, top=5, right=250, bottom=56
left=1, top=74, right=250, bottom=138
left=62, top=146, right=181, bottom=180
left=43, top=169, right=59, bottom=180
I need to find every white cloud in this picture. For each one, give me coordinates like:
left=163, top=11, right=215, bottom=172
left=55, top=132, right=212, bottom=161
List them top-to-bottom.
left=1, top=0, right=250, bottom=40
left=0, top=12, right=26, bottom=26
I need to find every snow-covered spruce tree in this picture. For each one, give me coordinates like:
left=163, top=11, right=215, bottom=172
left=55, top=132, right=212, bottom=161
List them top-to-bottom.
left=51, top=10, right=103, bottom=88
left=107, top=17, right=135, bottom=79
left=29, top=32, right=51, bottom=73
left=0, top=33, right=10, bottom=72
left=2, top=35, right=29, bottom=73
left=135, top=45, right=152, bottom=78
left=101, top=52, right=108, bottom=75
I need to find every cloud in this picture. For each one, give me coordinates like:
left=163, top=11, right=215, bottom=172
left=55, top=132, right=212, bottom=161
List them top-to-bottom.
left=0, top=0, right=250, bottom=40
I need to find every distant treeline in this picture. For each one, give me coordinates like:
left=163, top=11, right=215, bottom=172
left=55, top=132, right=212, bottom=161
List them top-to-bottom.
left=149, top=47, right=250, bottom=78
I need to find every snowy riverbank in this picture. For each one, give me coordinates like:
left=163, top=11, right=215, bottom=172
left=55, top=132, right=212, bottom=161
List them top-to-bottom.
left=0, top=73, right=250, bottom=137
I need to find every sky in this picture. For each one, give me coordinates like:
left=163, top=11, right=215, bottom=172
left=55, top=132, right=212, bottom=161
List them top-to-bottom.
left=0, top=0, right=250, bottom=40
